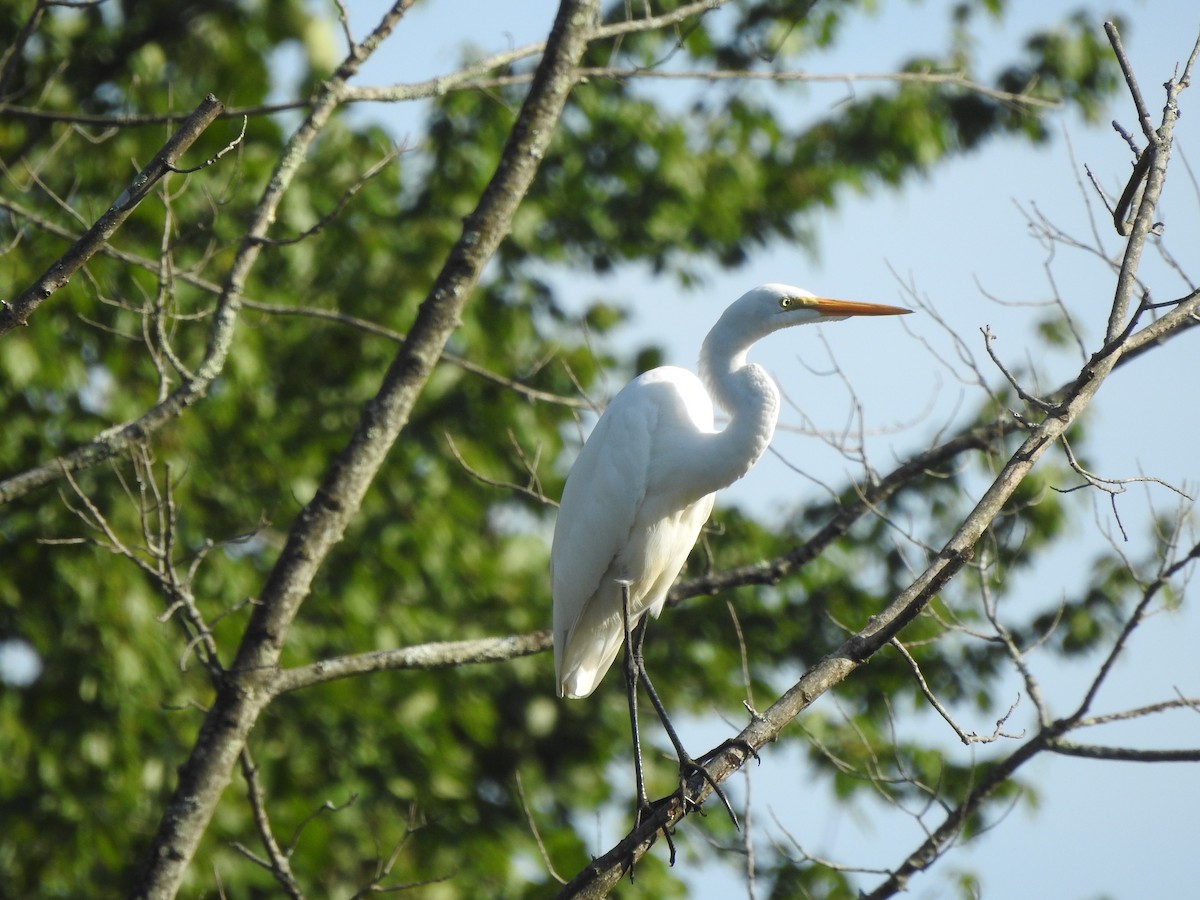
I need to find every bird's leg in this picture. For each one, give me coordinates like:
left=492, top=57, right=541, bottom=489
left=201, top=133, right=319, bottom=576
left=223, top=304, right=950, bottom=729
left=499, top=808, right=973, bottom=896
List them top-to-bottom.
left=620, top=582, right=650, bottom=815
left=621, top=582, right=677, bottom=867
left=631, top=623, right=741, bottom=831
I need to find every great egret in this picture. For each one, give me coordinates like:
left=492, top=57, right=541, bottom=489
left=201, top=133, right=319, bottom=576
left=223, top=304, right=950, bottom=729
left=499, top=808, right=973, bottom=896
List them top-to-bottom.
left=550, top=283, right=910, bottom=835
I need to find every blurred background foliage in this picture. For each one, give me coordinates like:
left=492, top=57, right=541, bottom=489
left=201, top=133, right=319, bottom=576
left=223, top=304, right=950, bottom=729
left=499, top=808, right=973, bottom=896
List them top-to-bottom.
left=0, top=0, right=1126, bottom=896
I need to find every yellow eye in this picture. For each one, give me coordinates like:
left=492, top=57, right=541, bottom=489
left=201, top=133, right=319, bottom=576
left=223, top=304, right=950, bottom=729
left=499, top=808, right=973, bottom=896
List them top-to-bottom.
left=779, top=296, right=794, bottom=309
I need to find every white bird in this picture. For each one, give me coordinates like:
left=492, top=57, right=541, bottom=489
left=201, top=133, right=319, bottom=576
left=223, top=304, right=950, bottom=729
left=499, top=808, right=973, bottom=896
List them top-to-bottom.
left=550, top=283, right=910, bottom=831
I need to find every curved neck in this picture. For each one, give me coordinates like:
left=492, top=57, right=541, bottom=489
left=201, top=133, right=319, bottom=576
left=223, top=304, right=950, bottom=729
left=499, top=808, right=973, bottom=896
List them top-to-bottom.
left=694, top=329, right=781, bottom=496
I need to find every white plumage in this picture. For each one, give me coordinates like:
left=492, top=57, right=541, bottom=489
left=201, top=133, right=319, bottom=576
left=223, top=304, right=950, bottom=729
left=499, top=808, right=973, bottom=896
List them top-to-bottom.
left=551, top=284, right=910, bottom=699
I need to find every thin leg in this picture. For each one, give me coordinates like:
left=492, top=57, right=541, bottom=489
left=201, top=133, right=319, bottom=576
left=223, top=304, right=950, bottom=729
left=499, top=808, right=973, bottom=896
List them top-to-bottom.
left=620, top=583, right=649, bottom=812
left=621, top=583, right=676, bottom=867
left=631, top=620, right=741, bottom=831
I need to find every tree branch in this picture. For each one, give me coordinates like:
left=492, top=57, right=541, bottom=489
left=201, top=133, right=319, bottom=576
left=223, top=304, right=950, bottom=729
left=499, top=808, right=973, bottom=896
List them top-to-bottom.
left=127, top=2, right=424, bottom=894
left=1103, top=21, right=1196, bottom=341
left=471, top=65, right=1061, bottom=110
left=0, top=93, right=226, bottom=336
left=0, top=192, right=590, bottom=413
left=670, top=418, right=1011, bottom=603
left=271, top=631, right=553, bottom=695
left=890, top=638, right=1024, bottom=745
left=1046, top=741, right=1200, bottom=763
left=236, top=748, right=305, bottom=899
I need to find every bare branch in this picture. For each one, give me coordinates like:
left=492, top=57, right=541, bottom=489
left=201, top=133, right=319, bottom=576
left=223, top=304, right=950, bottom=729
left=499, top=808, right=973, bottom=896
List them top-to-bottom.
left=1103, top=19, right=1190, bottom=342
left=0, top=20, right=413, bottom=505
left=1104, top=22, right=1156, bottom=142
left=463, top=65, right=1061, bottom=110
left=0, top=93, right=226, bottom=335
left=167, top=115, right=247, bottom=175
left=250, top=144, right=404, bottom=246
left=0, top=190, right=590, bottom=411
left=980, top=325, right=1054, bottom=411
left=670, top=418, right=1011, bottom=604
left=444, top=432, right=557, bottom=506
left=862, top=538, right=1200, bottom=900
left=1067, top=539, right=1200, bottom=725
left=977, top=554, right=1055, bottom=727
left=272, top=631, right=552, bottom=695
left=1073, top=697, right=1200, bottom=729
left=1046, top=741, right=1200, bottom=763
left=515, top=771, right=567, bottom=885
left=287, top=794, right=359, bottom=859
left=345, top=804, right=452, bottom=898
left=769, top=808, right=893, bottom=877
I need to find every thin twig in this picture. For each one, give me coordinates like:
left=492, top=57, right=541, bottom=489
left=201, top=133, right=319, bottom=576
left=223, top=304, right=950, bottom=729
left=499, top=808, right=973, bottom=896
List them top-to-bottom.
left=1104, top=22, right=1156, bottom=141
left=462, top=65, right=1061, bottom=110
left=168, top=115, right=247, bottom=174
left=250, top=144, right=404, bottom=246
left=980, top=326, right=1054, bottom=411
left=444, top=432, right=558, bottom=506
left=1068, top=540, right=1200, bottom=726
left=890, top=638, right=1024, bottom=745
left=1073, top=696, right=1200, bottom=729
left=515, top=771, right=566, bottom=885
left=286, top=795, right=359, bottom=859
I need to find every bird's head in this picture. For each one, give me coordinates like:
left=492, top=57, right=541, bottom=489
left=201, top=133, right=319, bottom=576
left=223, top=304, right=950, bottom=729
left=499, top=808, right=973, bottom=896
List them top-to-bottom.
left=715, top=283, right=912, bottom=346
left=754, top=283, right=911, bottom=325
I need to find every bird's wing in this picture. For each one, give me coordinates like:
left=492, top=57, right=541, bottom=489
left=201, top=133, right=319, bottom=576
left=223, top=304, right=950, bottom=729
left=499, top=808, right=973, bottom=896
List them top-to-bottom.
left=551, top=367, right=717, bottom=697
left=550, top=378, right=657, bottom=690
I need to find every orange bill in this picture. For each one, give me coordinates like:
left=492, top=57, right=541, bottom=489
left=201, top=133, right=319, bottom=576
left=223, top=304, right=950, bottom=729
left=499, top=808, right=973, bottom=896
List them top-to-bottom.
left=808, top=297, right=913, bottom=316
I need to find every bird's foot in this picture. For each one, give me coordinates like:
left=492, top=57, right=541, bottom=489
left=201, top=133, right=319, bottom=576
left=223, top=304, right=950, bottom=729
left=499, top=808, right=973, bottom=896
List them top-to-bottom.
left=700, top=735, right=761, bottom=767
left=625, top=747, right=745, bottom=880
left=675, top=754, right=740, bottom=831
left=631, top=794, right=677, bottom=871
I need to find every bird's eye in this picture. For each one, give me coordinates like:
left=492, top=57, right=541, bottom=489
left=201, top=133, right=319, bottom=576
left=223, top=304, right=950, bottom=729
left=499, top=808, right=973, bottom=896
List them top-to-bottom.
left=779, top=296, right=793, bottom=309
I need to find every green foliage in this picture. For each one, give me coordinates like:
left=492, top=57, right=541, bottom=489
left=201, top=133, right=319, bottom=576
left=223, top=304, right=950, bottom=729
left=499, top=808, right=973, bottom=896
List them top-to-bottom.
left=0, top=0, right=1127, bottom=896
left=766, top=857, right=857, bottom=899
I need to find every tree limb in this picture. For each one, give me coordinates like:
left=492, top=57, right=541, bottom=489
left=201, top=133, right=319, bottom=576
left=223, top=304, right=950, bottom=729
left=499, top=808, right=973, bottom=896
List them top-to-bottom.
left=128, top=1, right=599, bottom=896
left=271, top=631, right=553, bottom=696
left=1046, top=741, right=1200, bottom=763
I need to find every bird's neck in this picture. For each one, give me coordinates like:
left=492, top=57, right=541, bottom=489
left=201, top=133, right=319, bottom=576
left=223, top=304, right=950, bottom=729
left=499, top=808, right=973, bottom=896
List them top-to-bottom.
left=695, top=331, right=781, bottom=495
